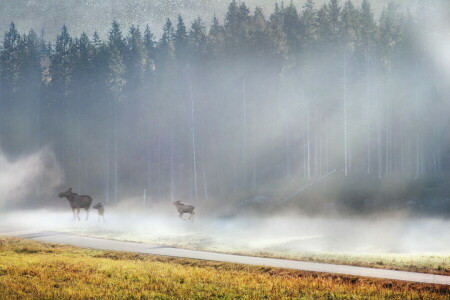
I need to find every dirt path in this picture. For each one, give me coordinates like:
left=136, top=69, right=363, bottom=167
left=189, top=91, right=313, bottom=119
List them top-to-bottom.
left=1, top=228, right=449, bottom=285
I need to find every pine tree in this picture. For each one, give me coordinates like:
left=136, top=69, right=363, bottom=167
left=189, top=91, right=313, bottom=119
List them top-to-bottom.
left=224, top=0, right=251, bottom=54
left=300, top=0, right=317, bottom=51
left=329, top=0, right=342, bottom=42
left=341, top=0, right=359, bottom=51
left=283, top=1, right=301, bottom=53
left=208, top=14, right=225, bottom=59
left=174, top=15, right=189, bottom=64
left=157, top=18, right=175, bottom=68
left=189, top=18, right=208, bottom=65
left=108, top=20, right=126, bottom=55
left=1, top=22, right=22, bottom=99
left=50, top=25, right=74, bottom=100
left=125, top=25, right=147, bottom=91
left=143, top=26, right=156, bottom=78
left=106, top=47, right=126, bottom=99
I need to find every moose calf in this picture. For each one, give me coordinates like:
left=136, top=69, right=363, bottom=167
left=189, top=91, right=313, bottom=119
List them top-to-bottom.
left=93, top=203, right=106, bottom=222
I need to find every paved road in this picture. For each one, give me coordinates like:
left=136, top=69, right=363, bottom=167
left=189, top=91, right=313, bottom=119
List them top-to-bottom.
left=1, top=228, right=449, bottom=285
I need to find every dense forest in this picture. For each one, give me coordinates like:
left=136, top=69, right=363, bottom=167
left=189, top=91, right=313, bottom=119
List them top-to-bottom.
left=1, top=0, right=449, bottom=213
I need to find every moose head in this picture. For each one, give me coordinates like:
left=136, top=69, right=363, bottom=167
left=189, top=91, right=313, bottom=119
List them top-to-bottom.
left=58, top=188, right=73, bottom=199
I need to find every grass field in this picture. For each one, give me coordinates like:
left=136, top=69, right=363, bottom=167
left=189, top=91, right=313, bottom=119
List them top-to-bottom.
left=0, top=236, right=448, bottom=299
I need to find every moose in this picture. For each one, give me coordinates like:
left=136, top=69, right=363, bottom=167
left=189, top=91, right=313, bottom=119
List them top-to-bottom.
left=58, top=188, right=93, bottom=221
left=173, top=200, right=195, bottom=221
left=93, top=203, right=106, bottom=222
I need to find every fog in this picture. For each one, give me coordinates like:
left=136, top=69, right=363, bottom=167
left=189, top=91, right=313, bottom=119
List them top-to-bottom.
left=1, top=0, right=449, bottom=256
left=0, top=148, right=63, bottom=209
left=1, top=209, right=449, bottom=255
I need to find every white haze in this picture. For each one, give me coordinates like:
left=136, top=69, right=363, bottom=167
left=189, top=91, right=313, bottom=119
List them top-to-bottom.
left=0, top=147, right=64, bottom=208
left=0, top=208, right=448, bottom=255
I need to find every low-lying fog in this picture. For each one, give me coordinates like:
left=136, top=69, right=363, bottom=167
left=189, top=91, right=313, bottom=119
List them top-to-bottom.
left=1, top=142, right=448, bottom=257
left=1, top=209, right=448, bottom=255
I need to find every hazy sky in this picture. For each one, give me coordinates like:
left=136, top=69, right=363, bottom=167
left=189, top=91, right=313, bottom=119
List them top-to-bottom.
left=0, top=0, right=413, bottom=40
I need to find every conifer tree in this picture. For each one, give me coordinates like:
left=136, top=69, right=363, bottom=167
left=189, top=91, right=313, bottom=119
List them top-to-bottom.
left=174, top=15, right=189, bottom=64
left=125, top=25, right=147, bottom=91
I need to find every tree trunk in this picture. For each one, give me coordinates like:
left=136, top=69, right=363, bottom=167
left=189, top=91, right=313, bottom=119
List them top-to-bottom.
left=189, top=76, right=198, bottom=201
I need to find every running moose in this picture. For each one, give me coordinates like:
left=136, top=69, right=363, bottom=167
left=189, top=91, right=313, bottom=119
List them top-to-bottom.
left=173, top=201, right=195, bottom=221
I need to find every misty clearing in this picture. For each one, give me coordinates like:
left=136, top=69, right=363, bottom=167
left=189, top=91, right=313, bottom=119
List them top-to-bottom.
left=0, top=0, right=449, bottom=282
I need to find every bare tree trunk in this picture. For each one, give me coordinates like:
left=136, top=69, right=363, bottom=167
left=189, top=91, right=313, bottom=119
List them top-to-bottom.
left=343, top=51, right=348, bottom=177
left=366, top=57, right=371, bottom=175
left=189, top=76, right=198, bottom=201
left=242, top=77, right=247, bottom=184
left=377, top=87, right=382, bottom=178
left=114, top=98, right=118, bottom=203
left=78, top=99, right=82, bottom=192
left=385, top=101, right=389, bottom=175
left=389, top=103, right=393, bottom=173
left=307, top=104, right=311, bottom=180
left=433, top=114, right=438, bottom=173
left=319, top=115, right=322, bottom=176
left=286, top=124, right=291, bottom=178
left=325, top=125, right=329, bottom=173
left=158, top=129, right=162, bottom=200
left=170, top=132, right=174, bottom=202
left=415, top=133, right=420, bottom=178
left=401, top=136, right=405, bottom=174
left=303, top=137, right=307, bottom=178
left=253, top=139, right=256, bottom=190
left=105, top=140, right=110, bottom=203
left=147, top=141, right=151, bottom=202
left=201, top=142, right=208, bottom=201
left=211, top=144, right=223, bottom=196
left=189, top=145, right=192, bottom=202
left=233, top=153, right=238, bottom=194
left=84, top=154, right=88, bottom=194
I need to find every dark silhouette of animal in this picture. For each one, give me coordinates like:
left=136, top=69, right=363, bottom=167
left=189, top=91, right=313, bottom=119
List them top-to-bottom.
left=58, top=188, right=93, bottom=221
left=173, top=200, right=195, bottom=221
left=93, top=203, right=106, bottom=222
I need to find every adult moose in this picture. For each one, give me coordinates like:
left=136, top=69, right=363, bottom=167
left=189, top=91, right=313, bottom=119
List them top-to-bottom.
left=58, top=188, right=93, bottom=221
left=173, top=200, right=195, bottom=221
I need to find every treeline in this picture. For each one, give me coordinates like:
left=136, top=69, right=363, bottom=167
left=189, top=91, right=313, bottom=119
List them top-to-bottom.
left=0, top=0, right=448, bottom=205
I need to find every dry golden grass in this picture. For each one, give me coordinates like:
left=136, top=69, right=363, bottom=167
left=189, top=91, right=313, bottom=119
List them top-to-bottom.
left=0, top=236, right=448, bottom=299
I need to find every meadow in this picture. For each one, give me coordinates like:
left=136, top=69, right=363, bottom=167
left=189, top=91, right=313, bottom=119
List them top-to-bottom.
left=0, top=236, right=448, bottom=299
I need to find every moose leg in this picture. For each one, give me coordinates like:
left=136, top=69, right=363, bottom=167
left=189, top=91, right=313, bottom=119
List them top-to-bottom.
left=72, top=208, right=76, bottom=221
left=77, top=209, right=81, bottom=221
left=85, top=209, right=89, bottom=221
left=179, top=212, right=183, bottom=219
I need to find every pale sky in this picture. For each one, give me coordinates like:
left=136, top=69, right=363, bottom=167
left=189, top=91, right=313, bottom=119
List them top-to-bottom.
left=0, top=0, right=422, bottom=41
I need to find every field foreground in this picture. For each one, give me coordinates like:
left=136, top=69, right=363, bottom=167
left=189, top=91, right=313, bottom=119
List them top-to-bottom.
left=0, top=236, right=449, bottom=299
